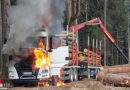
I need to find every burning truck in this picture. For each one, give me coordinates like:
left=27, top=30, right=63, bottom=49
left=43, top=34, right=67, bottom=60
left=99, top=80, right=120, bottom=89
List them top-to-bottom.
left=3, top=0, right=104, bottom=86
left=3, top=0, right=128, bottom=87
left=4, top=0, right=76, bottom=86
left=7, top=25, right=102, bottom=86
left=8, top=28, right=72, bottom=86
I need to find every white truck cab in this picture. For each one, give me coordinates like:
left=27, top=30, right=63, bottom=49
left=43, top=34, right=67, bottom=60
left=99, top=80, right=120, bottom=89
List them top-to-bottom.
left=8, top=29, right=69, bottom=85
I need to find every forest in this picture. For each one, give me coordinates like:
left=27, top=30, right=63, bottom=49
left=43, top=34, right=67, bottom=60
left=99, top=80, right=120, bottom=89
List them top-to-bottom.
left=0, top=0, right=130, bottom=88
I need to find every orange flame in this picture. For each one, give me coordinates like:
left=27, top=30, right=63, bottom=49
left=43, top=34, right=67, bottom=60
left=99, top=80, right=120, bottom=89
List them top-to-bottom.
left=33, top=38, right=50, bottom=68
left=38, top=39, right=45, bottom=49
left=38, top=81, right=50, bottom=87
left=57, top=81, right=65, bottom=86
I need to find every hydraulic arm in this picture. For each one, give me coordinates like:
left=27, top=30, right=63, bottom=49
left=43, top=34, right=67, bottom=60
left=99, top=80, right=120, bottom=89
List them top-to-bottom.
left=69, top=18, right=128, bottom=62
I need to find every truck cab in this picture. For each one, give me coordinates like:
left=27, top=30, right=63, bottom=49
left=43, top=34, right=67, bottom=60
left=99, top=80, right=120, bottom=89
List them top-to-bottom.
left=8, top=28, right=69, bottom=85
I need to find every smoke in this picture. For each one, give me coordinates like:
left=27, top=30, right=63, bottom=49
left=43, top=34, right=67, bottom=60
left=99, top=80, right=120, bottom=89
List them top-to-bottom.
left=2, top=0, right=68, bottom=55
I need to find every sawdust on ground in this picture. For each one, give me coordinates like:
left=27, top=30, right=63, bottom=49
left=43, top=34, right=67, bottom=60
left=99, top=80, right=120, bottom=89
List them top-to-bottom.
left=7, top=64, right=130, bottom=90
left=7, top=78, right=130, bottom=90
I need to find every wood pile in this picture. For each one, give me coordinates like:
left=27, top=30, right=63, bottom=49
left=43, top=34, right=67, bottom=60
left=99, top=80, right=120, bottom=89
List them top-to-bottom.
left=62, top=31, right=78, bottom=65
left=62, top=31, right=101, bottom=66
left=68, top=31, right=77, bottom=65
left=78, top=48, right=101, bottom=66
left=97, top=66, right=130, bottom=87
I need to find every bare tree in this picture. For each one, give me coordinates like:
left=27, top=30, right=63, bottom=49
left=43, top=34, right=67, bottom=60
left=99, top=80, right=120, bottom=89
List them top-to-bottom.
left=0, top=0, right=2, bottom=75
left=1, top=0, right=10, bottom=77
left=66, top=0, right=80, bottom=26
left=69, top=0, right=80, bottom=26
left=104, top=0, right=107, bottom=66
left=128, top=10, right=130, bottom=63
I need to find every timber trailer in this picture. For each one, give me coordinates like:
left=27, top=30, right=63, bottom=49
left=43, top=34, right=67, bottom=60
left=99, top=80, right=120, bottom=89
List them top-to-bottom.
left=8, top=18, right=128, bottom=86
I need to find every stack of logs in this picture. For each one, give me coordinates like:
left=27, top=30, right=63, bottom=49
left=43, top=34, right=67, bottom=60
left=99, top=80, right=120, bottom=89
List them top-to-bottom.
left=62, top=30, right=77, bottom=65
left=68, top=31, right=77, bottom=65
left=78, top=48, right=100, bottom=66
left=97, top=66, right=130, bottom=87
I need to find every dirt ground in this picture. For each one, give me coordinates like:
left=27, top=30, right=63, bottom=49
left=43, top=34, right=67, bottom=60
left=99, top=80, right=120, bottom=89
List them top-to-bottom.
left=6, top=64, right=130, bottom=90
left=7, top=78, right=130, bottom=90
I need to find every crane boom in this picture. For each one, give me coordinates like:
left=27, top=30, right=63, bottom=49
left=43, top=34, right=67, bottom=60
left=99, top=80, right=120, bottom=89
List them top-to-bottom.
left=69, top=18, right=128, bottom=62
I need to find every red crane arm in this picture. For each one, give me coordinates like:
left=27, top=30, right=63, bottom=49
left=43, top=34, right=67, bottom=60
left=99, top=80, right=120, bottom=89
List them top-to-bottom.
left=69, top=18, right=115, bottom=43
left=69, top=18, right=128, bottom=61
left=69, top=18, right=99, bottom=32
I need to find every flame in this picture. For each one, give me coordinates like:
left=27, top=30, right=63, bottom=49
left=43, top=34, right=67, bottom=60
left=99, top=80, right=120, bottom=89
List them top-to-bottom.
left=33, top=38, right=50, bottom=68
left=34, top=39, right=65, bottom=86
left=38, top=39, right=45, bottom=49
left=56, top=68, right=65, bottom=86
left=57, top=81, right=65, bottom=86
left=38, top=82, right=50, bottom=87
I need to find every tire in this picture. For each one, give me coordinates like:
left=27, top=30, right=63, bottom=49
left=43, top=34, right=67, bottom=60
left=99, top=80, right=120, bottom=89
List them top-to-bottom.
left=73, top=68, right=78, bottom=81
left=69, top=69, right=73, bottom=82
left=87, top=69, right=90, bottom=79
left=92, top=69, right=99, bottom=79
left=95, top=69, right=99, bottom=79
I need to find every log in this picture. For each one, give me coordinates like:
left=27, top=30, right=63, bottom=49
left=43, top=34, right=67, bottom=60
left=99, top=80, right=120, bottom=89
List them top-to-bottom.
left=61, top=31, right=77, bottom=36
left=68, top=32, right=73, bottom=35
left=68, top=34, right=76, bottom=37
left=68, top=37, right=76, bottom=41
left=68, top=37, right=73, bottom=40
left=68, top=41, right=73, bottom=46
left=84, top=48, right=88, bottom=53
left=69, top=49, right=75, bottom=53
left=80, top=50, right=100, bottom=57
left=78, top=55, right=100, bottom=61
left=78, top=55, right=87, bottom=61
left=68, top=60, right=72, bottom=65
left=102, top=67, right=130, bottom=74
left=97, top=71, right=105, bottom=81
left=97, top=71, right=130, bottom=87
left=103, top=73, right=130, bottom=87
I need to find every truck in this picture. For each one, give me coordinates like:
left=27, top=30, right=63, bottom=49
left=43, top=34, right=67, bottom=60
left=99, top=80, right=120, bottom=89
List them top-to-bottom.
left=8, top=18, right=128, bottom=86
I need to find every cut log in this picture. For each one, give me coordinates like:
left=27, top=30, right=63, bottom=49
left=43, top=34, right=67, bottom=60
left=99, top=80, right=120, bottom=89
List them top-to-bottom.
left=84, top=48, right=88, bottom=53
left=69, top=49, right=75, bottom=53
left=102, top=67, right=130, bottom=74
left=97, top=71, right=105, bottom=81
left=103, top=73, right=130, bottom=87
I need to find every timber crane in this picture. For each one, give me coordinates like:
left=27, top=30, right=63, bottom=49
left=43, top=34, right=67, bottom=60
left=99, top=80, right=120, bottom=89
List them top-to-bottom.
left=8, top=18, right=128, bottom=86
left=69, top=18, right=128, bottom=62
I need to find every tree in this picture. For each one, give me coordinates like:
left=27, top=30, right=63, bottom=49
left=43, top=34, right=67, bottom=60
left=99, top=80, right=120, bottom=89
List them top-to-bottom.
left=0, top=0, right=2, bottom=75
left=1, top=0, right=10, bottom=78
left=66, top=0, right=80, bottom=26
left=78, top=0, right=128, bottom=65
left=104, top=0, right=107, bottom=66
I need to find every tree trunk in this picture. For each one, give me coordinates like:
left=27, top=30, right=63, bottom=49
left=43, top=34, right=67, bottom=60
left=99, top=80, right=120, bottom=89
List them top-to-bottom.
left=0, top=0, right=2, bottom=75
left=1, top=0, right=10, bottom=78
left=66, top=0, right=71, bottom=26
left=69, top=0, right=80, bottom=26
left=104, top=0, right=107, bottom=66
left=128, top=10, right=130, bottom=63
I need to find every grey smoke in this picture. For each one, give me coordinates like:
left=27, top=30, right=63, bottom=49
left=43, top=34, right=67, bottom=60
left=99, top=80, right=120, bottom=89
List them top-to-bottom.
left=2, top=0, right=68, bottom=55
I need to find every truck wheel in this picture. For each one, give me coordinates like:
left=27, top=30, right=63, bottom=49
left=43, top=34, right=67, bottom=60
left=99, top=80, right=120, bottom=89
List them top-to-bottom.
left=73, top=68, right=78, bottom=81
left=69, top=69, right=73, bottom=82
left=87, top=69, right=91, bottom=79
left=93, top=69, right=98, bottom=79
left=95, top=69, right=99, bottom=79
left=51, top=75, right=58, bottom=86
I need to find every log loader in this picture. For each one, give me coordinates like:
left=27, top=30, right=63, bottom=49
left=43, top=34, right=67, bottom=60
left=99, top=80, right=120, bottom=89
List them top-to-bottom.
left=8, top=18, right=128, bottom=86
